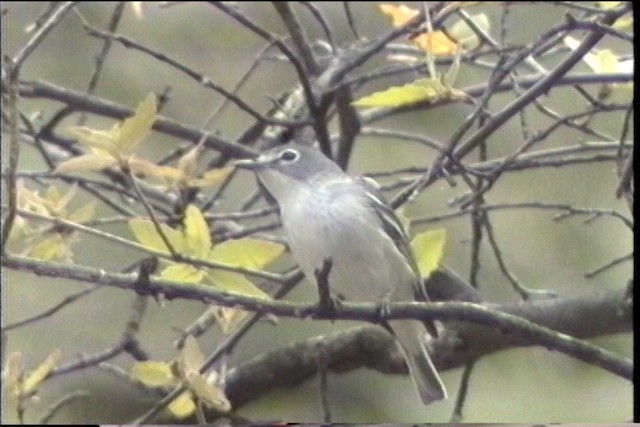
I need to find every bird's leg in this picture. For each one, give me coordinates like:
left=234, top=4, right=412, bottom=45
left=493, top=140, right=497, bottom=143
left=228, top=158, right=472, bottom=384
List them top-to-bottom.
left=314, top=257, right=340, bottom=314
left=377, top=293, right=393, bottom=324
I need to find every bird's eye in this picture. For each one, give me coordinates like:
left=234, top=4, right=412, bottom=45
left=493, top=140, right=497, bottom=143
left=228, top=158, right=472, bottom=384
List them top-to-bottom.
left=280, top=149, right=299, bottom=162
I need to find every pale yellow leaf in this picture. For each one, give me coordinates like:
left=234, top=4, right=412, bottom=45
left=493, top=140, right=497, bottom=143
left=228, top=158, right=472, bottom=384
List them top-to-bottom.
left=596, top=1, right=622, bottom=9
left=449, top=13, right=489, bottom=49
left=612, top=15, right=632, bottom=29
left=564, top=36, right=627, bottom=74
left=591, top=49, right=622, bottom=74
left=118, top=93, right=157, bottom=155
left=64, top=127, right=119, bottom=156
left=176, top=141, right=205, bottom=177
left=54, top=154, right=118, bottom=174
left=128, top=158, right=184, bottom=181
left=188, top=167, right=234, bottom=187
left=45, top=184, right=78, bottom=212
left=68, top=201, right=97, bottom=223
left=182, top=205, right=211, bottom=258
left=183, top=205, right=211, bottom=258
left=129, top=218, right=185, bottom=254
left=411, top=229, right=447, bottom=278
left=27, top=234, right=72, bottom=262
left=209, top=238, right=284, bottom=270
left=160, top=264, right=204, bottom=284
left=206, top=270, right=270, bottom=299
left=212, top=306, right=250, bottom=335
left=178, top=335, right=204, bottom=378
left=22, top=349, right=62, bottom=395
left=4, top=352, right=24, bottom=396
left=130, top=361, right=176, bottom=387
left=186, top=373, right=231, bottom=413
left=167, top=391, right=196, bottom=419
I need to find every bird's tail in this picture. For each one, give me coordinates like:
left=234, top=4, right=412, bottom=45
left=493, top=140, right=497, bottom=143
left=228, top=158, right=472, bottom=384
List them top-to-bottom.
left=388, top=319, right=447, bottom=405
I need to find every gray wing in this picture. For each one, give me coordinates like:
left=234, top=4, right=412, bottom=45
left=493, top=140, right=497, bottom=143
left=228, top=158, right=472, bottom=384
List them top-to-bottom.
left=357, top=176, right=439, bottom=337
left=356, top=177, right=429, bottom=301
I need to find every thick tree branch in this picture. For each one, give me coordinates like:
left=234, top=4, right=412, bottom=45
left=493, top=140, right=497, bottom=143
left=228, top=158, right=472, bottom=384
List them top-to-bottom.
left=223, top=282, right=631, bottom=409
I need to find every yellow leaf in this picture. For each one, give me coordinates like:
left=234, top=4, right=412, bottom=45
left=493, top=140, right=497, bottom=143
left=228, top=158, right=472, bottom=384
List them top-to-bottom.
left=596, top=1, right=622, bottom=9
left=379, top=4, right=418, bottom=27
left=449, top=13, right=489, bottom=49
left=612, top=15, right=632, bottom=30
left=412, top=31, right=458, bottom=56
left=564, top=36, right=627, bottom=74
left=591, top=49, right=622, bottom=74
left=353, top=78, right=446, bottom=107
left=117, top=93, right=157, bottom=155
left=64, top=127, right=119, bottom=156
left=177, top=141, right=205, bottom=177
left=54, top=154, right=118, bottom=174
left=128, top=158, right=184, bottom=181
left=189, top=167, right=234, bottom=187
left=45, top=184, right=78, bottom=212
left=68, top=201, right=97, bottom=223
left=183, top=205, right=211, bottom=258
left=129, top=218, right=185, bottom=254
left=411, top=229, right=447, bottom=278
left=27, top=234, right=73, bottom=262
left=209, top=238, right=284, bottom=270
left=160, top=264, right=204, bottom=284
left=207, top=270, right=270, bottom=299
left=211, top=305, right=251, bottom=335
left=178, top=336, right=204, bottom=378
left=22, top=349, right=62, bottom=395
left=4, top=352, right=24, bottom=396
left=130, top=361, right=176, bottom=387
left=186, top=373, right=231, bottom=413
left=167, top=391, right=196, bottom=419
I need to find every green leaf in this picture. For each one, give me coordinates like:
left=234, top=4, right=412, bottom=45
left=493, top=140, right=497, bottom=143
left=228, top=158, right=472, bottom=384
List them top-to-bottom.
left=352, top=76, right=463, bottom=108
left=353, top=79, right=444, bottom=107
left=411, top=229, right=447, bottom=278
left=209, top=238, right=284, bottom=269
left=131, top=361, right=177, bottom=387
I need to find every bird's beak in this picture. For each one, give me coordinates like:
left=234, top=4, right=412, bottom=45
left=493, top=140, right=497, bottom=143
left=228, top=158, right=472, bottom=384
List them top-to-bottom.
left=233, top=156, right=270, bottom=171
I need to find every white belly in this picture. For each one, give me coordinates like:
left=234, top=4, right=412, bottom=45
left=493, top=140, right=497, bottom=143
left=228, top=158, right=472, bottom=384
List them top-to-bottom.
left=280, top=184, right=417, bottom=303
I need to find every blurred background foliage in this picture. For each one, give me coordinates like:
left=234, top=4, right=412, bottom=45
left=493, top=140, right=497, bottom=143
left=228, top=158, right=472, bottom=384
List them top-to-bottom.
left=2, top=2, right=633, bottom=423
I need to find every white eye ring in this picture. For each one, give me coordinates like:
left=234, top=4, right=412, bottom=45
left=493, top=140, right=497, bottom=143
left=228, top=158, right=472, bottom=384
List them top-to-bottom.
left=280, top=148, right=299, bottom=162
